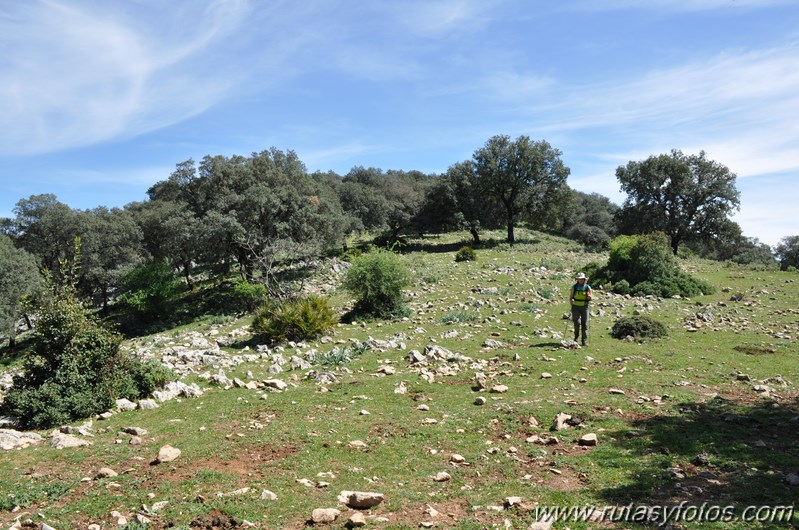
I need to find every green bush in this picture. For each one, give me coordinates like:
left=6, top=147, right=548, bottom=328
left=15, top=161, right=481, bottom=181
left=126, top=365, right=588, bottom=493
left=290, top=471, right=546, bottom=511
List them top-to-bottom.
left=592, top=233, right=714, bottom=297
left=454, top=246, right=477, bottom=262
left=342, top=249, right=410, bottom=317
left=117, top=261, right=182, bottom=318
left=0, top=278, right=173, bottom=430
left=230, top=279, right=267, bottom=312
left=613, top=279, right=631, bottom=295
left=252, top=295, right=337, bottom=343
left=440, top=310, right=477, bottom=324
left=611, top=315, right=669, bottom=340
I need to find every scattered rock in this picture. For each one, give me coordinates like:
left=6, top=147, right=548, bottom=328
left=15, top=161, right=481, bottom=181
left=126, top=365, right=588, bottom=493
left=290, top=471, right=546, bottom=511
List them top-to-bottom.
left=263, top=379, right=288, bottom=391
left=490, top=384, right=508, bottom=394
left=474, top=397, right=487, bottom=406
left=550, top=413, right=572, bottom=432
left=0, top=429, right=44, bottom=450
left=51, top=432, right=91, bottom=449
left=578, top=433, right=598, bottom=446
left=156, top=444, right=181, bottom=463
left=450, top=454, right=466, bottom=464
left=96, top=467, right=118, bottom=479
left=432, top=471, right=452, bottom=482
left=786, top=473, right=799, bottom=487
left=338, top=490, right=384, bottom=509
left=505, top=496, right=524, bottom=508
left=311, top=508, right=341, bottom=524
left=346, top=511, right=367, bottom=527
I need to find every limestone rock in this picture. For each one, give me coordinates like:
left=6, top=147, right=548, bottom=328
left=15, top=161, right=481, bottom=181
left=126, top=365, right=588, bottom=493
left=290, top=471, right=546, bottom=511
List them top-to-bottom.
left=263, top=379, right=288, bottom=392
left=551, top=412, right=572, bottom=432
left=0, top=429, right=44, bottom=451
left=51, top=431, right=91, bottom=449
left=578, top=433, right=598, bottom=446
left=156, top=444, right=181, bottom=463
left=96, top=467, right=118, bottom=479
left=432, top=471, right=452, bottom=482
left=261, top=489, right=278, bottom=500
left=338, top=490, right=385, bottom=509
left=311, top=508, right=340, bottom=523
left=347, top=511, right=367, bottom=527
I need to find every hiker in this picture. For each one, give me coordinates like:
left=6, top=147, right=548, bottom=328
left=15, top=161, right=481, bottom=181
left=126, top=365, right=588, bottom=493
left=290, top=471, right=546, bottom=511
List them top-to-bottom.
left=569, top=272, right=592, bottom=346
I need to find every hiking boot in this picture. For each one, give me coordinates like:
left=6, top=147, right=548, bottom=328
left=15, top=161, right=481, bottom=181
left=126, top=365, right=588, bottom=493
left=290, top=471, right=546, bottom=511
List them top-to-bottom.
left=581, top=339, right=588, bottom=347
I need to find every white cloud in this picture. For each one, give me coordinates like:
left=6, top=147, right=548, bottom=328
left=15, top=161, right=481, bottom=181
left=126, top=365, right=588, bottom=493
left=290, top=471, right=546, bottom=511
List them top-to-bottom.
left=0, top=0, right=249, bottom=156
left=567, top=0, right=795, bottom=13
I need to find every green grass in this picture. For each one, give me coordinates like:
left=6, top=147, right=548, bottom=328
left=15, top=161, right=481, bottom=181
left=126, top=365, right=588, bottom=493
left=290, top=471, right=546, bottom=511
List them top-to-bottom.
left=1, top=229, right=797, bottom=529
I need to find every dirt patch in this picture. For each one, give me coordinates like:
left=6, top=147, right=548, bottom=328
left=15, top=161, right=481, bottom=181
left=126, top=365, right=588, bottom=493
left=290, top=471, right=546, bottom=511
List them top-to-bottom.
left=141, top=442, right=301, bottom=488
left=187, top=509, right=243, bottom=529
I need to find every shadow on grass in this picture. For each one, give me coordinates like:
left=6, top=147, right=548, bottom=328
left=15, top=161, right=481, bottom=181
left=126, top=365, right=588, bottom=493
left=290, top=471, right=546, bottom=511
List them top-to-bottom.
left=367, top=233, right=544, bottom=255
left=598, top=395, right=799, bottom=526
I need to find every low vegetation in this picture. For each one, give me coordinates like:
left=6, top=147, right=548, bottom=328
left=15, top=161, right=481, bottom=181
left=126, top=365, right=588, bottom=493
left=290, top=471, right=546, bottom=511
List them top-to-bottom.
left=0, top=229, right=796, bottom=530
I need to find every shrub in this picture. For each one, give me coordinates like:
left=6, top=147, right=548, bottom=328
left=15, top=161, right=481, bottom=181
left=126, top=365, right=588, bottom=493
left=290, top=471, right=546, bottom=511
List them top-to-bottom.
left=567, top=223, right=610, bottom=250
left=595, top=233, right=714, bottom=297
left=454, top=246, right=477, bottom=262
left=343, top=249, right=410, bottom=317
left=117, top=261, right=182, bottom=318
left=0, top=276, right=173, bottom=430
left=230, top=279, right=267, bottom=312
left=613, top=279, right=631, bottom=295
left=252, top=295, right=337, bottom=343
left=440, top=310, right=477, bottom=324
left=611, top=315, right=669, bottom=340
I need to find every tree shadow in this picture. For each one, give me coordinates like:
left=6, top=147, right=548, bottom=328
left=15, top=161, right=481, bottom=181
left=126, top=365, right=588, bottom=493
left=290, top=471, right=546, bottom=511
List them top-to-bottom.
left=380, top=234, right=544, bottom=255
left=597, top=395, right=799, bottom=525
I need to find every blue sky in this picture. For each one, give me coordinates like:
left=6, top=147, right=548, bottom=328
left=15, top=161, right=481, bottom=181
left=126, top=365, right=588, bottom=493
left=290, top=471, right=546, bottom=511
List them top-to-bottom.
left=1, top=0, right=797, bottom=246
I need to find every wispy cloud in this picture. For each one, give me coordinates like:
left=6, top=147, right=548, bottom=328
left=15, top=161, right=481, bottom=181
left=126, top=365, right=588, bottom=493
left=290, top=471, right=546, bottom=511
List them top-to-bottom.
left=0, top=0, right=249, bottom=156
left=567, top=0, right=795, bottom=13
left=519, top=43, right=799, bottom=178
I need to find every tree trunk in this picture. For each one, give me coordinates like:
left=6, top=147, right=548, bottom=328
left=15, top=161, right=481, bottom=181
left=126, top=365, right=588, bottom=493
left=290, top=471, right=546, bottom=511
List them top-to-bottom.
left=506, top=211, right=515, bottom=245
left=469, top=228, right=481, bottom=244
left=671, top=236, right=680, bottom=255
left=182, top=262, right=195, bottom=290
left=24, top=314, right=33, bottom=330
left=7, top=336, right=16, bottom=349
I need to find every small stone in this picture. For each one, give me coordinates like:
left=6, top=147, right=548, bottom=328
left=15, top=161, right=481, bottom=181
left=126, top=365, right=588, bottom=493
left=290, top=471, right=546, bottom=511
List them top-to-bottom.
left=540, top=372, right=552, bottom=379
left=263, top=379, right=288, bottom=391
left=490, top=385, right=508, bottom=394
left=608, top=388, right=626, bottom=395
left=474, top=397, right=487, bottom=405
left=551, top=412, right=572, bottom=431
left=578, top=433, right=598, bottom=446
left=348, top=440, right=369, bottom=449
left=156, top=444, right=181, bottom=463
left=450, top=454, right=466, bottom=464
left=96, top=467, right=118, bottom=479
left=432, top=471, right=451, bottom=482
left=786, top=473, right=799, bottom=487
left=261, top=489, right=278, bottom=500
left=340, top=490, right=384, bottom=509
left=505, top=496, right=524, bottom=508
left=311, top=508, right=340, bottom=523
left=347, top=511, right=367, bottom=527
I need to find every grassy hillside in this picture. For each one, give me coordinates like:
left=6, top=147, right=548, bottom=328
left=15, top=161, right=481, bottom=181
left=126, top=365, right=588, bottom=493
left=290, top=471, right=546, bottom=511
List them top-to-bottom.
left=1, top=230, right=797, bottom=529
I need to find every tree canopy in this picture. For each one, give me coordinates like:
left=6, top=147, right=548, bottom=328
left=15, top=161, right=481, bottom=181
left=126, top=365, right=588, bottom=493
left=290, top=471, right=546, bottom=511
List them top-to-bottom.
left=472, top=135, right=570, bottom=244
left=616, top=150, right=740, bottom=255
left=0, top=235, right=43, bottom=347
